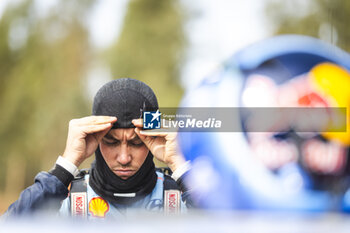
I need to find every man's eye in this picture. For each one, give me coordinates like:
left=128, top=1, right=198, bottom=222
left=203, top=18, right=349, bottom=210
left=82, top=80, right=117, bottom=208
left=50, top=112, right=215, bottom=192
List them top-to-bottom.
left=102, top=139, right=120, bottom=146
left=129, top=141, right=144, bottom=147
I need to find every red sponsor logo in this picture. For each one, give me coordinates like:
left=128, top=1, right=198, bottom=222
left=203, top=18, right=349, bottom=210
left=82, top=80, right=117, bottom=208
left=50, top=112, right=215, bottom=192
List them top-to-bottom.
left=165, top=190, right=180, bottom=214
left=71, top=193, right=87, bottom=217
left=168, top=194, right=177, bottom=212
left=75, top=196, right=84, bottom=216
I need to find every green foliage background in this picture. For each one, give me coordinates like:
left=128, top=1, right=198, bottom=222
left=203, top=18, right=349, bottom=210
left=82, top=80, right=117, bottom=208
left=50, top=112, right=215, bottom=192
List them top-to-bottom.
left=0, top=0, right=185, bottom=213
left=106, top=0, right=185, bottom=107
left=265, top=0, right=350, bottom=52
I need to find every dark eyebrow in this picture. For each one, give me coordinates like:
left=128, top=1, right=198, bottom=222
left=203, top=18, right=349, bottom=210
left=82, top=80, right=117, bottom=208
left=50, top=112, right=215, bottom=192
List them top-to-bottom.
left=104, top=133, right=140, bottom=141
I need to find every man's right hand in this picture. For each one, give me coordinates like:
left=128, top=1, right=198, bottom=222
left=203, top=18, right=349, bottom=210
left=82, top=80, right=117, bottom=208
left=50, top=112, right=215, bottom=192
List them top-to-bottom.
left=62, top=116, right=117, bottom=167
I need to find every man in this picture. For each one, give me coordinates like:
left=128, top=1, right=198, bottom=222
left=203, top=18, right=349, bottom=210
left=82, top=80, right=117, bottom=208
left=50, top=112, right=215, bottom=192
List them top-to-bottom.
left=5, top=78, right=191, bottom=218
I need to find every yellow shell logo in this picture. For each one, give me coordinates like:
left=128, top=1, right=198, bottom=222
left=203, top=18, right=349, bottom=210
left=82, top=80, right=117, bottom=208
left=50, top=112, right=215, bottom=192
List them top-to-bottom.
left=89, top=197, right=109, bottom=218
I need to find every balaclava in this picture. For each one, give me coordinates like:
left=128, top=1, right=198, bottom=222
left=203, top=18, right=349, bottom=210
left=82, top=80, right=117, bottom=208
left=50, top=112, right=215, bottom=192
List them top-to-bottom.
left=89, top=78, right=158, bottom=204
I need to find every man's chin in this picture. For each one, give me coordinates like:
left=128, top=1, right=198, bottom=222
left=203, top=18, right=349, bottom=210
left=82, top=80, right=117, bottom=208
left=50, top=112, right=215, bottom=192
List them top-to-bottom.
left=118, top=175, right=130, bottom=180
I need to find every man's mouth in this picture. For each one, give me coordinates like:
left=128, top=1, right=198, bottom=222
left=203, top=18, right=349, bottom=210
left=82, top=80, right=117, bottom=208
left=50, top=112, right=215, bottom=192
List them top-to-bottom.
left=114, top=169, right=135, bottom=178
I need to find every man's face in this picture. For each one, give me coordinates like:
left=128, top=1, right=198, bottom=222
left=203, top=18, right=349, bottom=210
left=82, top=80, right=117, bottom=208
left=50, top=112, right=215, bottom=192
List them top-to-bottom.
left=99, top=128, right=149, bottom=180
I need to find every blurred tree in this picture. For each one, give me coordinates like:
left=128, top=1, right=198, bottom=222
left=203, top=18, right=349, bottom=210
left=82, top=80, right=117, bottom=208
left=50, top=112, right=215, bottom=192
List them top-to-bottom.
left=0, top=0, right=94, bottom=208
left=105, top=0, right=186, bottom=107
left=265, top=0, right=350, bottom=52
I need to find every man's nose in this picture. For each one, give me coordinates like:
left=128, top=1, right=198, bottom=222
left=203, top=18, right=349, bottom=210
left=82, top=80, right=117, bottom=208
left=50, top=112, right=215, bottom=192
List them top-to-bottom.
left=117, top=143, right=132, bottom=165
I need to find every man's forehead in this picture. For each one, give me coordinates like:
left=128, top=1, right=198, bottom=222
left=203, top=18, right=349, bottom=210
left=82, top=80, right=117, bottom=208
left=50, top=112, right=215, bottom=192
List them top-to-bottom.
left=106, top=128, right=138, bottom=140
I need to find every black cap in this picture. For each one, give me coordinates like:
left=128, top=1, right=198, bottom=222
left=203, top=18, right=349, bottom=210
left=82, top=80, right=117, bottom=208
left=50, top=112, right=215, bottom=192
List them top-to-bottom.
left=92, top=78, right=158, bottom=128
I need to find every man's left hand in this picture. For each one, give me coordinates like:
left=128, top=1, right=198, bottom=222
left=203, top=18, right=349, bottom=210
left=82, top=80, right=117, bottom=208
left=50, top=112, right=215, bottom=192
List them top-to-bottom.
left=132, top=119, right=186, bottom=172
